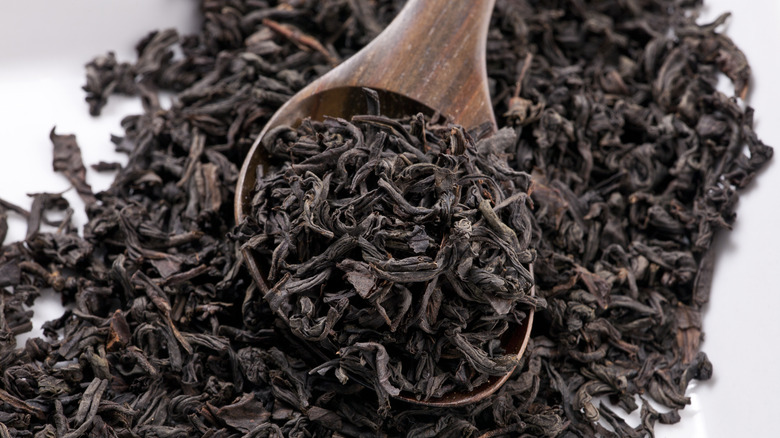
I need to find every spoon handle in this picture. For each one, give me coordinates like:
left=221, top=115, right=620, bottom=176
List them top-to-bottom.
left=313, top=0, right=497, bottom=130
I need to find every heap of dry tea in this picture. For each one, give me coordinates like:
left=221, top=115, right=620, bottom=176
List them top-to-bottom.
left=0, top=0, right=773, bottom=437
left=239, top=109, right=541, bottom=406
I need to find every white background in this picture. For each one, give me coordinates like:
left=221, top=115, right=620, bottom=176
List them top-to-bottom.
left=1, top=1, right=778, bottom=436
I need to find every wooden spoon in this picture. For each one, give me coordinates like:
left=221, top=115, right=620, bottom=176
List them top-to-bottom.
left=235, top=0, right=534, bottom=407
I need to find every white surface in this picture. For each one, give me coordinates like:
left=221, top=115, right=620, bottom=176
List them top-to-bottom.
left=1, top=0, right=201, bottom=343
left=1, top=1, right=779, bottom=436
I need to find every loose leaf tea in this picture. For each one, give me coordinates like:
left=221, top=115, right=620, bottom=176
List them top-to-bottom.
left=0, top=0, right=773, bottom=437
left=238, top=110, right=540, bottom=406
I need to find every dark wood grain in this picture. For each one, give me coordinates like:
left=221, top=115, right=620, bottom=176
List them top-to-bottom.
left=235, top=0, right=535, bottom=407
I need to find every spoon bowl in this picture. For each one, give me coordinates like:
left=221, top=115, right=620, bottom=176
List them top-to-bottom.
left=235, top=0, right=534, bottom=407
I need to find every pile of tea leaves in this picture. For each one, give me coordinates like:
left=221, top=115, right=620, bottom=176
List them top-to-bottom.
left=0, top=1, right=772, bottom=437
left=240, top=107, right=541, bottom=407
